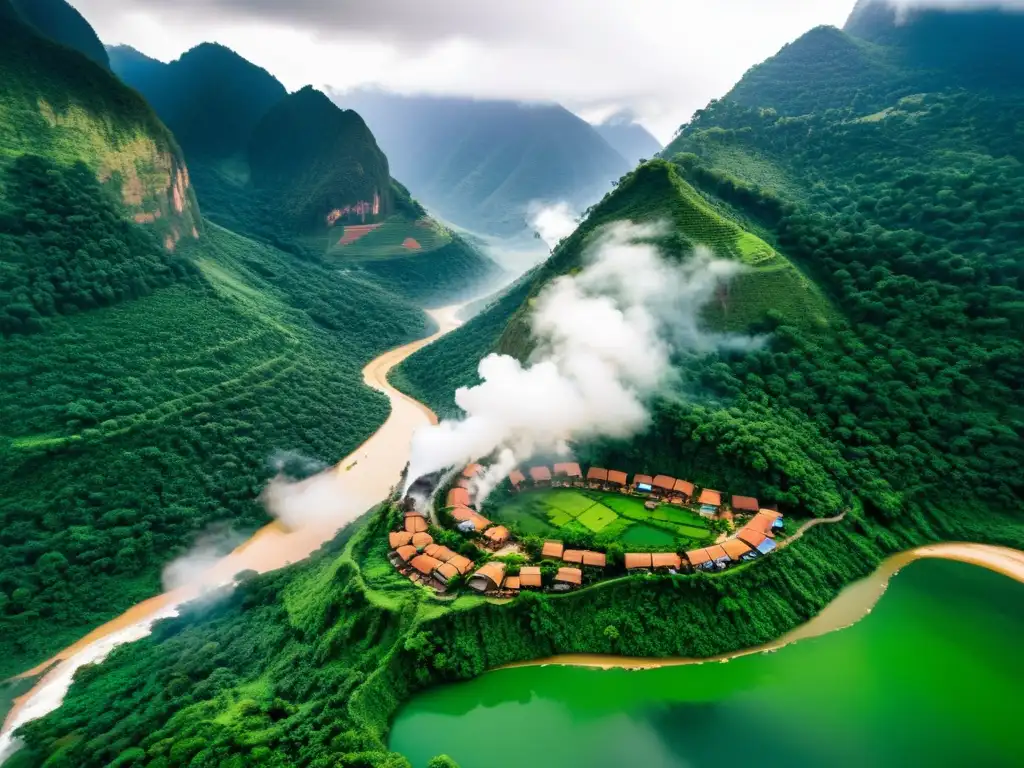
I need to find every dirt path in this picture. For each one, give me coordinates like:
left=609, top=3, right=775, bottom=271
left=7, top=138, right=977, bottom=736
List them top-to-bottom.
left=0, top=304, right=465, bottom=759
left=777, top=511, right=847, bottom=548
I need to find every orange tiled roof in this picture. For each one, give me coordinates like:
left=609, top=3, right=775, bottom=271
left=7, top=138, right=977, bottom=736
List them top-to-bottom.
left=554, top=462, right=582, bottom=478
left=463, top=463, right=483, bottom=478
left=529, top=466, right=552, bottom=482
left=587, top=467, right=609, bottom=481
left=508, top=469, right=526, bottom=486
left=607, top=470, right=628, bottom=486
left=633, top=474, right=654, bottom=488
left=653, top=475, right=676, bottom=491
left=673, top=479, right=695, bottom=497
left=447, top=487, right=471, bottom=508
left=698, top=489, right=722, bottom=507
left=732, top=495, right=759, bottom=512
left=405, top=516, right=429, bottom=533
left=484, top=526, right=510, bottom=543
left=737, top=528, right=767, bottom=548
left=389, top=531, right=414, bottom=548
left=412, top=532, right=433, bottom=548
left=722, top=539, right=752, bottom=560
left=542, top=540, right=564, bottom=559
left=705, top=544, right=729, bottom=562
left=396, top=545, right=417, bottom=562
left=687, top=548, right=711, bottom=566
left=563, top=549, right=584, bottom=564
left=582, top=551, right=607, bottom=567
left=625, top=553, right=653, bottom=569
left=651, top=553, right=681, bottom=569
left=410, top=554, right=442, bottom=575
left=448, top=554, right=474, bottom=574
left=472, top=561, right=506, bottom=588
left=435, top=562, right=460, bottom=582
left=519, top=566, right=543, bottom=587
left=555, top=567, right=582, bottom=585
left=504, top=577, right=521, bottom=590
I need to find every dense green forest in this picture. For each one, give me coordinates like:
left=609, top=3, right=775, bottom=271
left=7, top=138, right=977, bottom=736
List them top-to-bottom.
left=9, top=0, right=110, bottom=69
left=13, top=496, right=1024, bottom=767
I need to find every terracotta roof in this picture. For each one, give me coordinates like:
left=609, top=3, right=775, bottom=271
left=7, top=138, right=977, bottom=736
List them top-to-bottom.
left=554, top=462, right=582, bottom=478
left=463, top=463, right=483, bottom=478
left=529, top=466, right=552, bottom=482
left=587, top=467, right=609, bottom=482
left=508, top=469, right=526, bottom=486
left=607, top=470, right=628, bottom=486
left=633, top=474, right=654, bottom=488
left=653, top=475, right=676, bottom=491
left=456, top=477, right=470, bottom=488
left=673, top=479, right=696, bottom=496
left=447, top=487, right=471, bottom=508
left=698, top=489, right=722, bottom=506
left=732, top=495, right=759, bottom=512
left=450, top=505, right=476, bottom=522
left=759, top=508, right=782, bottom=520
left=745, top=513, right=776, bottom=538
left=405, top=516, right=429, bottom=533
left=484, top=526, right=510, bottom=543
left=737, top=528, right=767, bottom=548
left=389, top=531, right=414, bottom=548
left=412, top=532, right=433, bottom=548
left=722, top=538, right=753, bottom=560
left=541, top=540, right=564, bottom=559
left=423, top=543, right=441, bottom=558
left=705, top=544, right=729, bottom=562
left=396, top=545, right=417, bottom=562
left=431, top=546, right=458, bottom=562
left=686, top=548, right=711, bottom=566
left=562, top=549, right=584, bottom=564
left=582, top=551, right=607, bottom=567
left=625, top=553, right=653, bottom=569
left=651, top=553, right=682, bottom=569
left=410, top=554, right=442, bottom=575
left=448, top=554, right=474, bottom=574
left=472, top=561, right=506, bottom=588
left=435, top=562, right=460, bottom=582
left=519, top=566, right=542, bottom=587
left=555, top=567, right=583, bottom=585
left=503, top=577, right=521, bottom=590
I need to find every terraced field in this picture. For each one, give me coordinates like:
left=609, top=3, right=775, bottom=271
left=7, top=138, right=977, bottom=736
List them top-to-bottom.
left=327, top=217, right=450, bottom=261
left=484, top=488, right=716, bottom=551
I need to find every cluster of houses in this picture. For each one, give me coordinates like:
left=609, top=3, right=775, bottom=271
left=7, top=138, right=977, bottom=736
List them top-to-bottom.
left=384, top=462, right=786, bottom=596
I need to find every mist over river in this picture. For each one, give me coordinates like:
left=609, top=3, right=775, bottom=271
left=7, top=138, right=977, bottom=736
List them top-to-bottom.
left=390, top=558, right=1024, bottom=768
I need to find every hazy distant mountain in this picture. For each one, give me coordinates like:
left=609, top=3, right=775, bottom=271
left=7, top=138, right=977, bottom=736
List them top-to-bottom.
left=10, top=0, right=109, bottom=68
left=109, top=42, right=287, bottom=158
left=332, top=90, right=632, bottom=236
left=593, top=111, right=662, bottom=166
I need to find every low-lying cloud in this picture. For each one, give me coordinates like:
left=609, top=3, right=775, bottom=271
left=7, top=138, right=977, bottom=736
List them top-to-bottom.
left=527, top=201, right=579, bottom=251
left=404, top=220, right=762, bottom=503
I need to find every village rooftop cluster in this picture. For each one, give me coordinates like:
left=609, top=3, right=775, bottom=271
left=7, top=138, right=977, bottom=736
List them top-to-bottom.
left=387, top=462, right=785, bottom=596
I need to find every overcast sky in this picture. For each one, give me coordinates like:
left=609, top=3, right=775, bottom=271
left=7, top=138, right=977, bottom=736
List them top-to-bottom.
left=72, top=0, right=866, bottom=142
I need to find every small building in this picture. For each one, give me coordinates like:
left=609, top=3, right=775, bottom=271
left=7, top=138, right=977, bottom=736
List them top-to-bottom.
left=553, top=462, right=583, bottom=486
left=463, top=463, right=483, bottom=479
left=529, top=466, right=552, bottom=487
left=586, top=467, right=609, bottom=489
left=508, top=469, right=526, bottom=490
left=607, top=470, right=628, bottom=490
left=633, top=474, right=654, bottom=494
left=653, top=475, right=676, bottom=497
left=671, top=479, right=695, bottom=503
left=447, top=487, right=471, bottom=509
left=698, top=489, right=722, bottom=518
left=732, top=495, right=759, bottom=514
left=451, top=506, right=491, bottom=531
left=760, top=508, right=784, bottom=531
left=744, top=512, right=777, bottom=539
left=405, top=515, right=429, bottom=534
left=483, top=526, right=510, bottom=548
left=737, top=528, right=768, bottom=550
left=389, top=531, right=414, bottom=549
left=411, top=532, right=433, bottom=549
left=756, top=537, right=777, bottom=556
left=722, top=538, right=754, bottom=562
left=541, top=540, right=564, bottom=559
left=426, top=544, right=457, bottom=562
left=705, top=544, right=730, bottom=569
left=395, top=545, right=418, bottom=563
left=686, top=548, right=713, bottom=570
left=562, top=549, right=585, bottom=565
left=582, top=551, right=607, bottom=568
left=625, top=552, right=653, bottom=570
left=651, top=553, right=682, bottom=570
left=410, top=554, right=442, bottom=576
left=447, top=554, right=474, bottom=574
left=435, top=562, right=461, bottom=585
left=468, top=562, right=506, bottom=593
left=519, top=566, right=543, bottom=588
left=555, top=567, right=583, bottom=586
left=503, top=577, right=521, bottom=591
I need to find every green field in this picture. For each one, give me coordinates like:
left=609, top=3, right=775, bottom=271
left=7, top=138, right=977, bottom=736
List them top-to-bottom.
left=326, top=217, right=449, bottom=261
left=485, top=488, right=715, bottom=550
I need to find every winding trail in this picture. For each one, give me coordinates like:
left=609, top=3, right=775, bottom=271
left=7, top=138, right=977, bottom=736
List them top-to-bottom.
left=0, top=304, right=465, bottom=760
left=777, top=511, right=847, bottom=548
left=501, top=541, right=1024, bottom=672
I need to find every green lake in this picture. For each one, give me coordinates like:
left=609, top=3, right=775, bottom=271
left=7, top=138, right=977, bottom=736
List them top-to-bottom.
left=389, top=559, right=1024, bottom=767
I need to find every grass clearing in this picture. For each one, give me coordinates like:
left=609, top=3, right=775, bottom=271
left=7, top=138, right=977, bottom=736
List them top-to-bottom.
left=577, top=504, right=618, bottom=532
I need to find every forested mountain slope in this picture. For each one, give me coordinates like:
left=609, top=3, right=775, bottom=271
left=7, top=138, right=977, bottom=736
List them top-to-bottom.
left=9, top=0, right=109, bottom=69
left=0, top=10, right=435, bottom=676
left=334, top=90, right=632, bottom=236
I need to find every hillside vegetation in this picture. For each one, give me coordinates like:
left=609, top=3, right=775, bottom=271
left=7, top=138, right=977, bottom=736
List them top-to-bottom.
left=10, top=0, right=109, bottom=69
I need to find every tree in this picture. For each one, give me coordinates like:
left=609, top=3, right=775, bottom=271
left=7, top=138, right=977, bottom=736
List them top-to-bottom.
left=427, top=756, right=461, bottom=768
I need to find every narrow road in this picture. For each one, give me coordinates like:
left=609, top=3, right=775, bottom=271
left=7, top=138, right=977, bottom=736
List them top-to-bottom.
left=0, top=304, right=465, bottom=759
left=777, top=511, right=847, bottom=548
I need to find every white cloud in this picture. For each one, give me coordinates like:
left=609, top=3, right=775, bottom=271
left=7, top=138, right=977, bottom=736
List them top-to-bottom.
left=71, top=0, right=855, bottom=142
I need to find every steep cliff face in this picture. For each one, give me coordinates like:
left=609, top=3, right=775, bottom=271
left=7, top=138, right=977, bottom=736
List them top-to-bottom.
left=0, top=8, right=201, bottom=245
left=247, top=86, right=393, bottom=232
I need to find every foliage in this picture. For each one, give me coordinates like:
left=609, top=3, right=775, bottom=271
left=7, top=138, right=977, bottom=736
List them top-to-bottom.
left=9, top=0, right=110, bottom=69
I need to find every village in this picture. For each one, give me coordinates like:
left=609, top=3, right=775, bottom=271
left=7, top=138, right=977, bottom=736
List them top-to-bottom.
left=386, top=462, right=786, bottom=596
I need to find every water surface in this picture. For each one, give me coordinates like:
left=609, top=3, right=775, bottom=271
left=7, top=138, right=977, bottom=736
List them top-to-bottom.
left=390, top=559, right=1024, bottom=767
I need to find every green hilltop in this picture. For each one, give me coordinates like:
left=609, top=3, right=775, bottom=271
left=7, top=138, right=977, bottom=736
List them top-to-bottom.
left=9, top=0, right=110, bottom=69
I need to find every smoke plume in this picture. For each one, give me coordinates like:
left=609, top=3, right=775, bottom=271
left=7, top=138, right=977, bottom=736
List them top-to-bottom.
left=527, top=201, right=579, bottom=250
left=404, top=220, right=761, bottom=503
left=161, top=525, right=247, bottom=591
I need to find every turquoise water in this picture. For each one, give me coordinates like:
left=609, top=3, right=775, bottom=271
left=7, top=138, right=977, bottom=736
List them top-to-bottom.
left=390, top=559, right=1024, bottom=767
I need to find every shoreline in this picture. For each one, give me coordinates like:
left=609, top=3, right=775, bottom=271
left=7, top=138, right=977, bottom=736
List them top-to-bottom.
left=0, top=303, right=465, bottom=759
left=498, top=542, right=1024, bottom=671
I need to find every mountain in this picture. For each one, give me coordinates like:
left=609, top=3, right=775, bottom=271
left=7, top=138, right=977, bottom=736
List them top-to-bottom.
left=9, top=0, right=109, bottom=69
left=110, top=42, right=288, bottom=159
left=333, top=90, right=632, bottom=236
left=593, top=110, right=662, bottom=166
